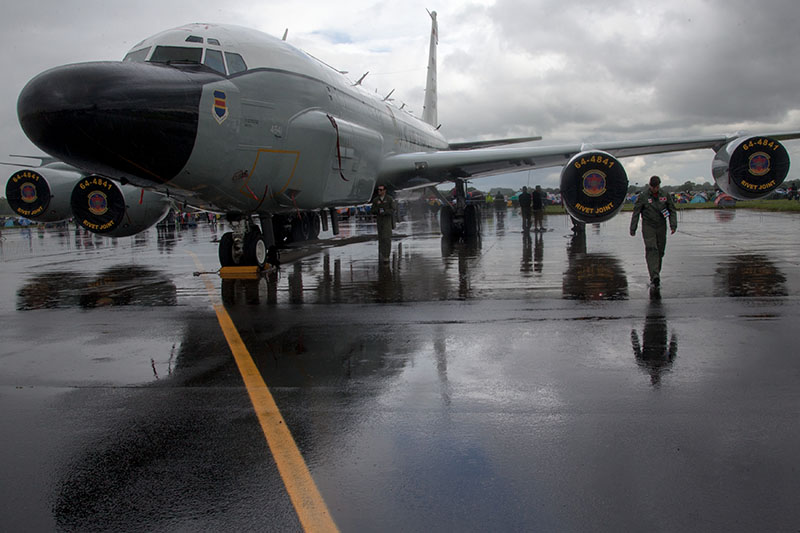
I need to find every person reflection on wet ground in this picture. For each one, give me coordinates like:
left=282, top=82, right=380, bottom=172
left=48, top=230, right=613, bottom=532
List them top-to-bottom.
left=495, top=207, right=505, bottom=234
left=157, top=225, right=178, bottom=255
left=533, top=232, right=543, bottom=273
left=521, top=233, right=532, bottom=274
left=375, top=261, right=403, bottom=302
left=289, top=262, right=304, bottom=304
left=631, top=299, right=678, bottom=387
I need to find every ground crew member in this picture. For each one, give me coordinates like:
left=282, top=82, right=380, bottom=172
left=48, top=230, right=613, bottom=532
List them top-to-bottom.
left=630, top=175, right=677, bottom=287
left=372, top=185, right=395, bottom=262
left=532, top=185, right=545, bottom=231
left=518, top=186, right=532, bottom=232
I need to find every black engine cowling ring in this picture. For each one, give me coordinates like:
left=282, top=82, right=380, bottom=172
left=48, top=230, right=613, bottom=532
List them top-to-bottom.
left=560, top=151, right=628, bottom=224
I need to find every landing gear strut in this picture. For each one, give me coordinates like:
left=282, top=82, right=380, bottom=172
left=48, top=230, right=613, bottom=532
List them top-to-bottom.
left=437, top=178, right=481, bottom=240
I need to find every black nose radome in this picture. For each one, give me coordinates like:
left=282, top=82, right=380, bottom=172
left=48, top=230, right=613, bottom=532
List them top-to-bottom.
left=18, top=61, right=219, bottom=184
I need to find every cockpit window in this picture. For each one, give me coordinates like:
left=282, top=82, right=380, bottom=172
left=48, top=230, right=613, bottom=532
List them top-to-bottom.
left=185, top=35, right=203, bottom=43
left=208, top=38, right=221, bottom=46
left=150, top=46, right=202, bottom=64
left=123, top=47, right=151, bottom=63
left=204, top=49, right=226, bottom=75
left=225, top=52, right=248, bottom=74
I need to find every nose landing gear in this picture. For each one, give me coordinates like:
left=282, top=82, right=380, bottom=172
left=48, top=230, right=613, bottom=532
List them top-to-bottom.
left=219, top=215, right=277, bottom=269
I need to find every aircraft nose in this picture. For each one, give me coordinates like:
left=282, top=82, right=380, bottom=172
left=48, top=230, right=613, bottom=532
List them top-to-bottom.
left=18, top=61, right=218, bottom=184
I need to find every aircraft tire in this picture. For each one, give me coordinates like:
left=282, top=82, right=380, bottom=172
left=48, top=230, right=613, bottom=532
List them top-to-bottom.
left=464, top=204, right=480, bottom=237
left=440, top=206, right=454, bottom=237
left=309, top=212, right=321, bottom=240
left=291, top=213, right=310, bottom=242
left=244, top=229, right=268, bottom=268
left=219, top=232, right=239, bottom=266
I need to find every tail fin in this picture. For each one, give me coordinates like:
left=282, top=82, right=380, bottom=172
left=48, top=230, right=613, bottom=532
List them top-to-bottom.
left=422, top=10, right=438, bottom=127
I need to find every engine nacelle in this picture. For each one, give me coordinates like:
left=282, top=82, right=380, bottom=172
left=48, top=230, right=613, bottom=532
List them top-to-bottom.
left=712, top=136, right=790, bottom=199
left=560, top=150, right=628, bottom=224
left=5, top=166, right=81, bottom=221
left=70, top=175, right=171, bottom=237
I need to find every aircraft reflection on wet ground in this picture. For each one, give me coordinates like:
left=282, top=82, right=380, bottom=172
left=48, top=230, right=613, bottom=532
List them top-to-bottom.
left=3, top=208, right=800, bottom=530
left=5, top=208, right=798, bottom=306
left=221, top=213, right=634, bottom=306
left=714, top=254, right=788, bottom=297
left=17, top=266, right=178, bottom=310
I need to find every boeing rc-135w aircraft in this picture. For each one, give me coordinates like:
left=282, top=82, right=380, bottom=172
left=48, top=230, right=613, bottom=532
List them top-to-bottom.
left=8, top=13, right=800, bottom=267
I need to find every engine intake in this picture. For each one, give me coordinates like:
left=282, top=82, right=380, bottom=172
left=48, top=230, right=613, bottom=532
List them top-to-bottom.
left=712, top=136, right=790, bottom=199
left=560, top=150, right=628, bottom=224
left=6, top=166, right=80, bottom=221
left=71, top=175, right=170, bottom=237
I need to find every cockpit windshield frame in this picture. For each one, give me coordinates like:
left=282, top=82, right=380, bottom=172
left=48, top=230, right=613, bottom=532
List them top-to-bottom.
left=123, top=29, right=249, bottom=76
left=149, top=46, right=203, bottom=65
left=123, top=47, right=151, bottom=63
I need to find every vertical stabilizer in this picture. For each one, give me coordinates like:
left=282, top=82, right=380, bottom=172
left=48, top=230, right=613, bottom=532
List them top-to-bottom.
left=422, top=10, right=438, bottom=127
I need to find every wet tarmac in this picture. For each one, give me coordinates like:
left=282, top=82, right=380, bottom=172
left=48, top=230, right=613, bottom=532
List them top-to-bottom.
left=1, top=208, right=800, bottom=531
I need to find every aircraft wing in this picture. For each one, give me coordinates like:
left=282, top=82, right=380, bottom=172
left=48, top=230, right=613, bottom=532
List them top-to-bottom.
left=379, top=131, right=800, bottom=188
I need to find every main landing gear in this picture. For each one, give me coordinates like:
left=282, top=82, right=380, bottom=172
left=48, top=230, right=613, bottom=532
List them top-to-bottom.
left=438, top=178, right=481, bottom=240
left=218, top=209, right=339, bottom=268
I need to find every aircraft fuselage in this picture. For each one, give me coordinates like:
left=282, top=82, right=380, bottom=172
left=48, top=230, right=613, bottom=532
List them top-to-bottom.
left=17, top=23, right=447, bottom=216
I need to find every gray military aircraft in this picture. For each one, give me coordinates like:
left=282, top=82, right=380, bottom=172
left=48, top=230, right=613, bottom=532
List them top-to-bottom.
left=7, top=12, right=800, bottom=267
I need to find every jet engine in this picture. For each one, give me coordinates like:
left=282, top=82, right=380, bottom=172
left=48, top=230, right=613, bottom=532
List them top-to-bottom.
left=712, top=136, right=790, bottom=199
left=560, top=150, right=628, bottom=224
left=5, top=165, right=81, bottom=222
left=70, top=175, right=171, bottom=237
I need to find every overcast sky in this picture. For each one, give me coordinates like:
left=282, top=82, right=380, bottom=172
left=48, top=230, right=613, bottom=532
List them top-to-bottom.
left=3, top=0, right=800, bottom=191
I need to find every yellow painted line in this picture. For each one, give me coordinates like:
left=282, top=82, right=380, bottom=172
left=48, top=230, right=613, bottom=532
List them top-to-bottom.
left=188, top=251, right=339, bottom=533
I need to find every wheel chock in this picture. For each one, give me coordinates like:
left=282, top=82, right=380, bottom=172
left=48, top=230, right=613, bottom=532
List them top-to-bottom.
left=219, top=266, right=262, bottom=279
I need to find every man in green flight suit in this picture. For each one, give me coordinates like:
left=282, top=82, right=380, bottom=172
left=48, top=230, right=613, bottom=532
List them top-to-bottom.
left=630, top=176, right=677, bottom=287
left=371, top=185, right=395, bottom=263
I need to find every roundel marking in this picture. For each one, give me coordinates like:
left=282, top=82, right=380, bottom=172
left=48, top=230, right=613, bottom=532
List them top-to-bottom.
left=748, top=152, right=770, bottom=176
left=582, top=170, right=607, bottom=197
left=20, top=182, right=38, bottom=204
left=88, top=191, right=109, bottom=216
